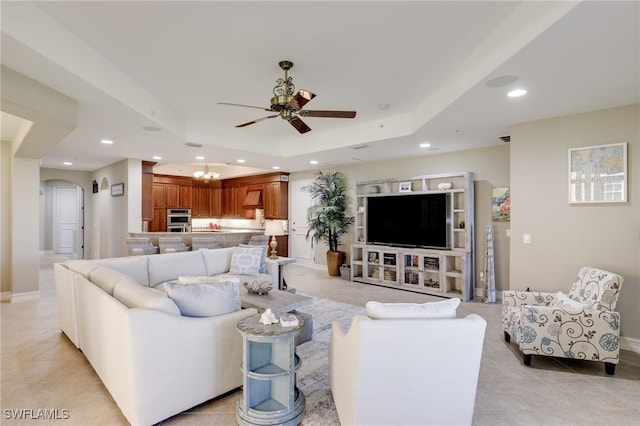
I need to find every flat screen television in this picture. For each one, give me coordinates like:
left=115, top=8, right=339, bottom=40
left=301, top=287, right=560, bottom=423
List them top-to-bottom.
left=366, top=193, right=450, bottom=249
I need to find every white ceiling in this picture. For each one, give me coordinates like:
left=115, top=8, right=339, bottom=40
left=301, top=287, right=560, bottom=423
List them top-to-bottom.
left=1, top=1, right=638, bottom=179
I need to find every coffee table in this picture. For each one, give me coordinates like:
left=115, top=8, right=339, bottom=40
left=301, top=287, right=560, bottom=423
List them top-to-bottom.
left=241, top=289, right=313, bottom=344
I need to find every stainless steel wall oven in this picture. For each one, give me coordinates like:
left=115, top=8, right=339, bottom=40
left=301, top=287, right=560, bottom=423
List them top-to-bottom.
left=167, top=209, right=191, bottom=232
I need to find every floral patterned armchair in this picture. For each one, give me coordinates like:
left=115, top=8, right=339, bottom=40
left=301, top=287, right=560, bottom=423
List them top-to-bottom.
left=502, top=266, right=623, bottom=375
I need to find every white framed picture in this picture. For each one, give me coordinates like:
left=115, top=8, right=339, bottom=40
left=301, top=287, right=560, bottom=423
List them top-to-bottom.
left=568, top=142, right=626, bottom=203
left=399, top=182, right=412, bottom=192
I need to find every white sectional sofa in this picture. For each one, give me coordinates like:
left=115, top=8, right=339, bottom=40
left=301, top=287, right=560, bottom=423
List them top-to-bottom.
left=53, top=247, right=277, bottom=425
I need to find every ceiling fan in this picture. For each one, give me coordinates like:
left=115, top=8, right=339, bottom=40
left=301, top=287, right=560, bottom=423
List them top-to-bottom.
left=218, top=60, right=356, bottom=134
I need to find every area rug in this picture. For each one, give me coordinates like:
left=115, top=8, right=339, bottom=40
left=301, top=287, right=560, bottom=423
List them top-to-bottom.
left=294, top=296, right=365, bottom=426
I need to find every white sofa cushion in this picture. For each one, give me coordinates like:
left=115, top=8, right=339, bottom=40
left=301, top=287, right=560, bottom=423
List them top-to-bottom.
left=240, top=243, right=267, bottom=273
left=229, top=246, right=263, bottom=276
left=201, top=247, right=233, bottom=275
left=147, top=251, right=207, bottom=286
left=94, top=256, right=150, bottom=286
left=65, top=260, right=98, bottom=279
left=89, top=266, right=135, bottom=295
left=113, top=279, right=181, bottom=315
left=158, top=280, right=240, bottom=317
left=551, top=292, right=587, bottom=310
left=366, top=298, right=461, bottom=319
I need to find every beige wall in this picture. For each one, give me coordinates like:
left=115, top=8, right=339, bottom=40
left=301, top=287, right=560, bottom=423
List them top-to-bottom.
left=510, top=104, right=639, bottom=341
left=0, top=141, right=12, bottom=299
left=291, top=143, right=511, bottom=296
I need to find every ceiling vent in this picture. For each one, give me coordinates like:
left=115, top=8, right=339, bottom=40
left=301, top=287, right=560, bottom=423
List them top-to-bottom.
left=499, top=136, right=511, bottom=143
left=185, top=142, right=204, bottom=148
left=352, top=144, right=369, bottom=150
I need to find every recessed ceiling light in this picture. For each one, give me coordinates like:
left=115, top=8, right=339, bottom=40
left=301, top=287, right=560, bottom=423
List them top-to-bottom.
left=507, top=88, right=527, bottom=98
left=378, top=103, right=390, bottom=110
left=100, top=139, right=114, bottom=144
left=419, top=143, right=431, bottom=148
left=152, top=155, right=162, bottom=160
left=195, top=155, right=205, bottom=160
left=237, top=159, right=245, bottom=163
left=309, top=160, right=318, bottom=165
left=62, top=161, right=72, bottom=166
left=272, top=166, right=280, bottom=170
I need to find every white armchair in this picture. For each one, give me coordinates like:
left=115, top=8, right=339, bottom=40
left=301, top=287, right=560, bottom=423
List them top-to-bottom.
left=502, top=266, right=623, bottom=375
left=330, top=306, right=486, bottom=426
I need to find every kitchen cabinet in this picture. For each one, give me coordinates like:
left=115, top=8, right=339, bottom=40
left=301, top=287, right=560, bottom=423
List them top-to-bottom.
left=141, top=161, right=155, bottom=221
left=149, top=175, right=194, bottom=231
left=264, top=181, right=288, bottom=219
left=211, top=185, right=222, bottom=217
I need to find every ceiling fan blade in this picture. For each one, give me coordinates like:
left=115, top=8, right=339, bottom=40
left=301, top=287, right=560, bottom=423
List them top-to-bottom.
left=288, top=89, right=316, bottom=110
left=218, top=102, right=274, bottom=112
left=300, top=110, right=357, bottom=118
left=235, top=114, right=279, bottom=128
left=288, top=116, right=312, bottom=134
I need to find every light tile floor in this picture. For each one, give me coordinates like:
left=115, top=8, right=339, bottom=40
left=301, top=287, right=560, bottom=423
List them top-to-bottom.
left=1, top=255, right=639, bottom=425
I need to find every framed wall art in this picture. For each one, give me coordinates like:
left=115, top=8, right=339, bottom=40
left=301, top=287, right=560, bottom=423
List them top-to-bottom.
left=568, top=142, right=627, bottom=203
left=398, top=182, right=412, bottom=192
left=111, top=183, right=125, bottom=197
left=492, top=187, right=510, bottom=221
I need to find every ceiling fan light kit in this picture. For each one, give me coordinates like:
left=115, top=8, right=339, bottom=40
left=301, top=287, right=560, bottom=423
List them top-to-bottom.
left=218, top=60, right=356, bottom=134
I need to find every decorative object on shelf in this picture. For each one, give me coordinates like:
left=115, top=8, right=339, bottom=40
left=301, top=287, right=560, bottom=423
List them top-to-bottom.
left=568, top=142, right=627, bottom=203
left=192, top=164, right=220, bottom=182
left=303, top=171, right=355, bottom=276
left=399, top=182, right=412, bottom=192
left=437, top=182, right=453, bottom=190
left=111, top=183, right=124, bottom=197
left=369, top=185, right=380, bottom=194
left=492, top=187, right=510, bottom=221
left=264, top=220, right=284, bottom=258
left=459, top=220, right=466, bottom=229
left=244, top=281, right=273, bottom=295
left=259, top=308, right=278, bottom=325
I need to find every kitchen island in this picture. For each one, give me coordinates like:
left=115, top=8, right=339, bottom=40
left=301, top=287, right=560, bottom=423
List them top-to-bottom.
left=129, top=229, right=264, bottom=248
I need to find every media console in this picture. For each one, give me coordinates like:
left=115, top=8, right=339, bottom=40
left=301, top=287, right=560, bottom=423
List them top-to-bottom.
left=351, top=172, right=474, bottom=301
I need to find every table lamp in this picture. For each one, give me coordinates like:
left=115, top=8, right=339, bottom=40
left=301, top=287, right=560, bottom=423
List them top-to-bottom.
left=264, top=220, right=284, bottom=259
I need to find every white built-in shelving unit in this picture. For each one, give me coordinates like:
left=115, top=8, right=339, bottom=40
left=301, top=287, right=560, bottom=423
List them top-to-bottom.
left=351, top=172, right=474, bottom=301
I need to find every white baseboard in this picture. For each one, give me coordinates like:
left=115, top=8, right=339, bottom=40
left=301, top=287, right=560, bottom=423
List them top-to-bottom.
left=0, top=291, right=12, bottom=302
left=9, top=291, right=40, bottom=302
left=621, top=336, right=640, bottom=354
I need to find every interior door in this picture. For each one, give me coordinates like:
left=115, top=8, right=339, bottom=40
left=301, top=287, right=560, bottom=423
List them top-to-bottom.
left=289, top=178, right=314, bottom=266
left=53, top=186, right=77, bottom=254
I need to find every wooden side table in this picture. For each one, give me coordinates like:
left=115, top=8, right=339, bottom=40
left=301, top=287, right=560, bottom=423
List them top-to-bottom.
left=266, top=256, right=296, bottom=290
left=236, top=313, right=305, bottom=426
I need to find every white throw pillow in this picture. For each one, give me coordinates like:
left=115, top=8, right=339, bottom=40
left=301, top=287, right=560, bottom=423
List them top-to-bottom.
left=240, top=243, right=267, bottom=273
left=229, top=246, right=264, bottom=276
left=201, top=247, right=234, bottom=275
left=177, top=275, right=231, bottom=284
left=113, top=279, right=181, bottom=315
left=163, top=280, right=240, bottom=317
left=551, top=292, right=586, bottom=310
left=366, top=298, right=461, bottom=319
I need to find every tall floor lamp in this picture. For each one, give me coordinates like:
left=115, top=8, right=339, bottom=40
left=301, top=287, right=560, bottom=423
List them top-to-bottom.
left=264, top=221, right=284, bottom=259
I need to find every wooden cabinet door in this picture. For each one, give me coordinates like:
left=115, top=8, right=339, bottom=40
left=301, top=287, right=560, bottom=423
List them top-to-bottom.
left=142, top=173, right=153, bottom=220
left=264, top=182, right=288, bottom=219
left=152, top=183, right=166, bottom=208
left=165, top=184, right=179, bottom=208
left=180, top=185, right=192, bottom=209
left=193, top=186, right=211, bottom=217
left=211, top=186, right=222, bottom=217
left=222, top=186, right=236, bottom=217
left=237, top=186, right=248, bottom=217
left=150, top=207, right=166, bottom=232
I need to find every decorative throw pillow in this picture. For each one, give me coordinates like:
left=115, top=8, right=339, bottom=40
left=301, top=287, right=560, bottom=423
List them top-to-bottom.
left=240, top=243, right=267, bottom=273
left=229, top=246, right=264, bottom=276
left=113, top=279, right=181, bottom=316
left=163, top=280, right=240, bottom=317
left=551, top=292, right=586, bottom=310
left=366, top=298, right=460, bottom=319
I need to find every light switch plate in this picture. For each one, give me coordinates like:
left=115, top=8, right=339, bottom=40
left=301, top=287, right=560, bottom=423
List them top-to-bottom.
left=523, top=233, right=531, bottom=244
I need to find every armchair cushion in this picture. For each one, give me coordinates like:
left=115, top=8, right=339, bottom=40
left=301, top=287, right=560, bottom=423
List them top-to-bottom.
left=568, top=266, right=623, bottom=311
left=550, top=292, right=587, bottom=310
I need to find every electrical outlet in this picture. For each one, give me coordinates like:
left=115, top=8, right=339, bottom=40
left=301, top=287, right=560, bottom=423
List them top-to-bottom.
left=523, top=233, right=531, bottom=244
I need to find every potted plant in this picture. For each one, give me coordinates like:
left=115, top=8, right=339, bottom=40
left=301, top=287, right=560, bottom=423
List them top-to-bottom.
left=303, top=171, right=355, bottom=276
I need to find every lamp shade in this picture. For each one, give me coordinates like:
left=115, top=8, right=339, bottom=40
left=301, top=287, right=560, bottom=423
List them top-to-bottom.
left=264, top=220, right=284, bottom=236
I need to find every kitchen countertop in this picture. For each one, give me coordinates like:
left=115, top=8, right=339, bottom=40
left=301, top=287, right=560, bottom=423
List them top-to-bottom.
left=129, top=230, right=264, bottom=248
